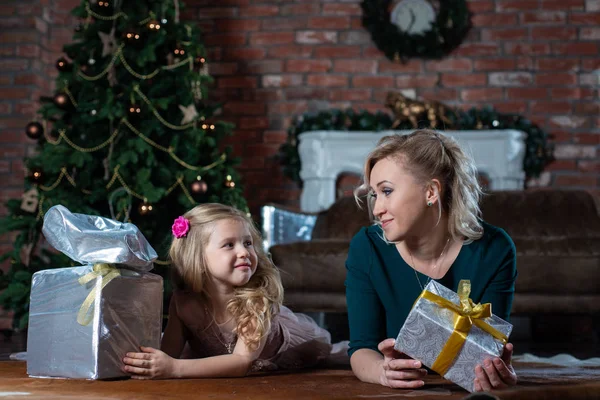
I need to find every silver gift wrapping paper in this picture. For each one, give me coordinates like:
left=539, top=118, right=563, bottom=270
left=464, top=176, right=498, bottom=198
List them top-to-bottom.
left=26, top=205, right=163, bottom=380
left=261, top=205, right=316, bottom=251
left=394, top=281, right=513, bottom=392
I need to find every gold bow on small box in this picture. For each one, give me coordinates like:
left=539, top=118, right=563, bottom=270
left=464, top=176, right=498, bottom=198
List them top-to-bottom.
left=417, top=280, right=508, bottom=375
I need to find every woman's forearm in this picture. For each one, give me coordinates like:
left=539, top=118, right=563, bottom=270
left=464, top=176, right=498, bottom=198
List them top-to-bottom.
left=350, top=348, right=384, bottom=385
left=173, top=354, right=253, bottom=378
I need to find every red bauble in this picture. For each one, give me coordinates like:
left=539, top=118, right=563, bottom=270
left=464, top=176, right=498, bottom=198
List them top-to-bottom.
left=53, top=93, right=69, bottom=109
left=25, top=122, right=44, bottom=139
left=191, top=179, right=208, bottom=194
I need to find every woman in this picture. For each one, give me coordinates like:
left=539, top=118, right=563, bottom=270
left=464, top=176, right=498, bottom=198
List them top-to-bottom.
left=345, top=129, right=518, bottom=391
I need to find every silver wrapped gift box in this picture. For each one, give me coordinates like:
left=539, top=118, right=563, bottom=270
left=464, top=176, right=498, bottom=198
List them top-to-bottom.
left=26, top=205, right=163, bottom=380
left=395, top=280, right=512, bottom=392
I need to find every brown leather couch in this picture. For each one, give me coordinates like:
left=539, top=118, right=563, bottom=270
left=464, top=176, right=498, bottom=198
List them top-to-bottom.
left=268, top=190, right=600, bottom=317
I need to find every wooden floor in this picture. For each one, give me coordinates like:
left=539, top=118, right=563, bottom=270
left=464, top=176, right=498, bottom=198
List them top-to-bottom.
left=1, top=361, right=600, bottom=400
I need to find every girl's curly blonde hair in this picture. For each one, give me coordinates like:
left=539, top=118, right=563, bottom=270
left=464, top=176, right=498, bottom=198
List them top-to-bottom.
left=355, top=129, right=484, bottom=243
left=169, top=203, right=283, bottom=351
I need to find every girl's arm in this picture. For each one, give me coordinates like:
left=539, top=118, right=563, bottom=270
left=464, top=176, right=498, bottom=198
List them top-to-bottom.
left=160, top=298, right=187, bottom=358
left=123, top=329, right=268, bottom=379
left=173, top=333, right=268, bottom=378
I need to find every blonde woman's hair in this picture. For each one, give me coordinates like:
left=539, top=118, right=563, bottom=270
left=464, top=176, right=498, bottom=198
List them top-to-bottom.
left=354, top=129, right=483, bottom=243
left=169, top=203, right=284, bottom=351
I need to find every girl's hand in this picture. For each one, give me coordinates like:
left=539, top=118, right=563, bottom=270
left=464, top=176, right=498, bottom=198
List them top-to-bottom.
left=378, top=338, right=428, bottom=389
left=474, top=343, right=517, bottom=391
left=123, top=346, right=179, bottom=380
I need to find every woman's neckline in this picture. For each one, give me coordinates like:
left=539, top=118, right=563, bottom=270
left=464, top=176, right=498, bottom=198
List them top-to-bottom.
left=394, top=238, right=465, bottom=281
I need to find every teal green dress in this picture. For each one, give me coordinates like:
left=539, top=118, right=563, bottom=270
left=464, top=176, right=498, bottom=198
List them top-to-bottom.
left=345, top=221, right=517, bottom=357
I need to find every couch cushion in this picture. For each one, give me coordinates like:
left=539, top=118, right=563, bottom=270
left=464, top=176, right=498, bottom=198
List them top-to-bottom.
left=481, top=190, right=600, bottom=238
left=483, top=190, right=600, bottom=295
left=311, top=197, right=371, bottom=241
left=270, top=240, right=349, bottom=292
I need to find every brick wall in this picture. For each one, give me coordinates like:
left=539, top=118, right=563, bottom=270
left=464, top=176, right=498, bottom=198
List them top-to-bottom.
left=186, top=0, right=599, bottom=199
left=0, top=1, right=599, bottom=325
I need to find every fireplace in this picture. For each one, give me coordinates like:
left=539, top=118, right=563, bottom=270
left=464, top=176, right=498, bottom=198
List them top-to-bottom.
left=298, top=130, right=526, bottom=212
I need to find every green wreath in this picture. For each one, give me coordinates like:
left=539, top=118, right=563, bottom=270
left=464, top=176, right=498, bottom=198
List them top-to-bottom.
left=362, top=0, right=472, bottom=62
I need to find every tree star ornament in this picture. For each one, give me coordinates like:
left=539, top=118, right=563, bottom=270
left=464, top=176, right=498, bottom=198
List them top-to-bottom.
left=98, top=28, right=117, bottom=57
left=179, top=103, right=198, bottom=124
left=20, top=187, right=39, bottom=213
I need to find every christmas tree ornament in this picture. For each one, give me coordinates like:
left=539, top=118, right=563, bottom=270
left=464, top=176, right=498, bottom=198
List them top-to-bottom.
left=0, top=0, right=252, bottom=332
left=147, top=20, right=161, bottom=31
left=98, top=28, right=117, bottom=57
left=56, top=57, right=71, bottom=72
left=191, top=79, right=202, bottom=101
left=53, top=93, right=69, bottom=109
left=179, top=103, right=198, bottom=124
left=25, top=121, right=44, bottom=139
left=30, top=168, right=43, bottom=183
left=224, top=175, right=235, bottom=188
left=190, top=176, right=208, bottom=194
left=20, top=187, right=39, bottom=213
left=138, top=201, right=154, bottom=215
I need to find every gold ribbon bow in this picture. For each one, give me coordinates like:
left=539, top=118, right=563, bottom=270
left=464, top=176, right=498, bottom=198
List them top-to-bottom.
left=77, top=263, right=121, bottom=326
left=418, top=280, right=508, bottom=376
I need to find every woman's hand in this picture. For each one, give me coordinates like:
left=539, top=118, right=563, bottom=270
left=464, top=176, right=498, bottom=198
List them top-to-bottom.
left=377, top=338, right=428, bottom=389
left=474, top=343, right=517, bottom=391
left=123, top=346, right=179, bottom=380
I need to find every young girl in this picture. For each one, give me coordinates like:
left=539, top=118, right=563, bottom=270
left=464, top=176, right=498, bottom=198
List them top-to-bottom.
left=122, top=203, right=340, bottom=379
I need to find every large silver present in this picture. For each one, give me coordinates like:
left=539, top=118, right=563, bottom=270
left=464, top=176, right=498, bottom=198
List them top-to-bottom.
left=26, top=205, right=163, bottom=380
left=395, top=280, right=512, bottom=392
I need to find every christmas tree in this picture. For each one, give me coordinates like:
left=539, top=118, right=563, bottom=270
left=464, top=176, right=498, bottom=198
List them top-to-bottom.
left=0, top=0, right=248, bottom=330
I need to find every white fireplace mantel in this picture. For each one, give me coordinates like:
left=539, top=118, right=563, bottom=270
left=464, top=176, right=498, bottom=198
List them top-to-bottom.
left=298, top=130, right=526, bottom=212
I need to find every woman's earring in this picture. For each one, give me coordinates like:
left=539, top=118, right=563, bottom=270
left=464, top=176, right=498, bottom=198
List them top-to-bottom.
left=427, top=201, right=433, bottom=207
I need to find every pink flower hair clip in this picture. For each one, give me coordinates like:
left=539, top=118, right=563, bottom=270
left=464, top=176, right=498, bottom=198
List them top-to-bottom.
left=172, top=216, right=190, bottom=238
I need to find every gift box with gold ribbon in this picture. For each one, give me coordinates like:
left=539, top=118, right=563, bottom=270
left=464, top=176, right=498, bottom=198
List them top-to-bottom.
left=26, top=205, right=163, bottom=380
left=394, top=280, right=512, bottom=392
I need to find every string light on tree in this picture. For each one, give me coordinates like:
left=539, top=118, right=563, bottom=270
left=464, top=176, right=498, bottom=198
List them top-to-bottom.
left=97, top=0, right=109, bottom=7
left=147, top=20, right=161, bottom=31
left=124, top=30, right=141, bottom=44
left=194, top=56, right=209, bottom=75
left=194, top=56, right=206, bottom=68
left=56, top=57, right=71, bottom=72
left=53, top=93, right=69, bottom=109
left=128, top=104, right=141, bottom=116
left=25, top=122, right=44, bottom=139
left=201, top=123, right=215, bottom=131
left=30, top=168, right=43, bottom=183
left=224, top=175, right=235, bottom=188
left=138, top=200, right=153, bottom=216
